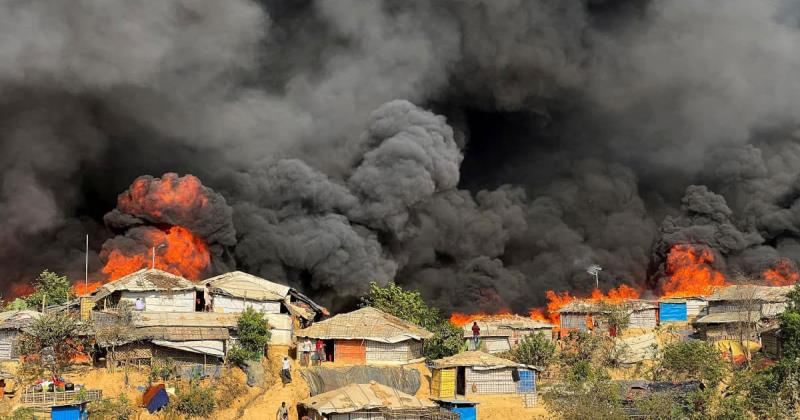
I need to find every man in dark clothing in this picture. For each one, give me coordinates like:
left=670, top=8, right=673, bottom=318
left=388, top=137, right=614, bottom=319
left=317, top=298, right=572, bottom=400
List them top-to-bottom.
left=471, top=321, right=480, bottom=350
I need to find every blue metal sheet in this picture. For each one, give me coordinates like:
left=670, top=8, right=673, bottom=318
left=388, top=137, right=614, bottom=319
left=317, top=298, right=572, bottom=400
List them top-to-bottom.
left=660, top=302, right=687, bottom=321
left=517, top=369, right=535, bottom=393
left=51, top=405, right=81, bottom=420
left=453, top=405, right=477, bottom=420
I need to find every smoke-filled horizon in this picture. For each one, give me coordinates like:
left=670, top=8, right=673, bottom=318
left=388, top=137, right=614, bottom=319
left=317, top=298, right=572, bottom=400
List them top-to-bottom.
left=3, top=0, right=800, bottom=313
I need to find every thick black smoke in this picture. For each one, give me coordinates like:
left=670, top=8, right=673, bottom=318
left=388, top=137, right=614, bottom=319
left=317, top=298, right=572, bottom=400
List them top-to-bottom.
left=3, top=0, right=800, bottom=312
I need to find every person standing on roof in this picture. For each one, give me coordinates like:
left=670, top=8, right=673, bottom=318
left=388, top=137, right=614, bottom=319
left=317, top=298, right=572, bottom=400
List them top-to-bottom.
left=471, top=321, right=481, bottom=350
left=276, top=401, right=288, bottom=420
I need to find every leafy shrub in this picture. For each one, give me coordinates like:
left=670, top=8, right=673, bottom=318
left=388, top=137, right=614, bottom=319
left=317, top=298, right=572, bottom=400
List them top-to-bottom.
left=24, top=270, right=72, bottom=309
left=228, top=307, right=270, bottom=366
left=511, top=332, right=556, bottom=368
left=655, top=341, right=725, bottom=387
left=149, top=357, right=178, bottom=383
left=175, top=382, right=217, bottom=418
left=88, top=393, right=136, bottom=420
left=7, top=407, right=35, bottom=420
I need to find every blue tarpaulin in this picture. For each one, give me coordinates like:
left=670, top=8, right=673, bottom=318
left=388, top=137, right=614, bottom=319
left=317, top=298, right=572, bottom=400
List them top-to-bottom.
left=660, top=302, right=688, bottom=322
left=516, top=369, right=535, bottom=393
left=146, top=388, right=169, bottom=413
left=433, top=399, right=478, bottom=420
left=51, top=405, right=86, bottom=420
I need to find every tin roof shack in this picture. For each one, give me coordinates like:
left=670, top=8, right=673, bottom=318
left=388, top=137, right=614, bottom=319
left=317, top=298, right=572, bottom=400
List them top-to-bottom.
left=91, top=269, right=197, bottom=312
left=204, top=271, right=327, bottom=344
left=692, top=285, right=793, bottom=342
left=659, top=297, right=709, bottom=322
left=558, top=300, right=659, bottom=337
left=297, top=307, right=432, bottom=365
left=0, top=310, right=41, bottom=360
left=96, top=311, right=236, bottom=378
left=463, top=315, right=554, bottom=353
left=431, top=351, right=539, bottom=398
left=298, top=382, right=457, bottom=420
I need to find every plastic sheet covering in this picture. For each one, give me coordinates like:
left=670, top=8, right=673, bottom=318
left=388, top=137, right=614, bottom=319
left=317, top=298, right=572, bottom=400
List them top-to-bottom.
left=614, top=333, right=657, bottom=364
left=300, top=365, right=421, bottom=396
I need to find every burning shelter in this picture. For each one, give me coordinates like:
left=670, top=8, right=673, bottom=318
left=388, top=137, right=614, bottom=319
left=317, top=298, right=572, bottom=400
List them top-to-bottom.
left=90, top=269, right=197, bottom=312
left=692, top=285, right=793, bottom=342
left=658, top=297, right=709, bottom=322
left=557, top=300, right=659, bottom=336
left=296, top=307, right=432, bottom=365
left=0, top=310, right=41, bottom=360
left=462, top=315, right=553, bottom=353
left=430, top=351, right=539, bottom=399
left=298, top=381, right=457, bottom=420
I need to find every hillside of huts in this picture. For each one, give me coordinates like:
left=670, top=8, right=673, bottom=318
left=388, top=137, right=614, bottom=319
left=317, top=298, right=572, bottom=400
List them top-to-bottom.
left=2, top=272, right=800, bottom=419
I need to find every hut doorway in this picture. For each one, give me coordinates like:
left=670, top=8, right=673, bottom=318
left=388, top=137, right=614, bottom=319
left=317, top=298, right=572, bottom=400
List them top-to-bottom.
left=195, top=290, right=205, bottom=312
left=324, top=339, right=335, bottom=362
left=456, top=367, right=466, bottom=396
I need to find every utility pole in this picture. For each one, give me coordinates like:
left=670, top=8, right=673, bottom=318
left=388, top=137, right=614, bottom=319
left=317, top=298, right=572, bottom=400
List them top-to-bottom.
left=85, top=234, right=89, bottom=292
left=152, top=244, right=167, bottom=269
left=587, top=264, right=602, bottom=290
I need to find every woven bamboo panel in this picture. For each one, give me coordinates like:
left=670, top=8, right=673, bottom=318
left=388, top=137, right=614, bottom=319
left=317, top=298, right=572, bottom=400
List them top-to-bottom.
left=335, top=340, right=366, bottom=364
left=365, top=340, right=422, bottom=362
left=465, top=367, right=516, bottom=395
left=330, top=413, right=385, bottom=420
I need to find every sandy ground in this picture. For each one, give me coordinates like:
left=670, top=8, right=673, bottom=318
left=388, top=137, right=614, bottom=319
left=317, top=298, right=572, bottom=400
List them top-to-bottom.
left=1, top=351, right=554, bottom=419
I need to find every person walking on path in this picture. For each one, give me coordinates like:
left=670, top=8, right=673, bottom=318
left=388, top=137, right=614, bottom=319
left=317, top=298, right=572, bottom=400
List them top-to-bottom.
left=471, top=321, right=481, bottom=350
left=281, top=356, right=292, bottom=384
left=276, top=401, right=288, bottom=420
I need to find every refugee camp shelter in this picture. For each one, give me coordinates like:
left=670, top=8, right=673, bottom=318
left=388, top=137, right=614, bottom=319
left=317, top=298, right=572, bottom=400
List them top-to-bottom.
left=90, top=269, right=197, bottom=312
left=204, top=271, right=326, bottom=320
left=693, top=285, right=792, bottom=342
left=659, top=297, right=708, bottom=322
left=558, top=300, right=658, bottom=336
left=296, top=307, right=433, bottom=364
left=0, top=310, right=40, bottom=360
left=97, top=311, right=237, bottom=377
left=463, top=315, right=553, bottom=353
left=761, top=326, right=783, bottom=359
left=431, top=351, right=539, bottom=398
left=298, top=382, right=458, bottom=420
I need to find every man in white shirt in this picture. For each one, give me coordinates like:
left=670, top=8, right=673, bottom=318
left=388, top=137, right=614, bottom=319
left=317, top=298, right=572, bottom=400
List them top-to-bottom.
left=301, top=338, right=312, bottom=366
left=281, top=356, right=292, bottom=384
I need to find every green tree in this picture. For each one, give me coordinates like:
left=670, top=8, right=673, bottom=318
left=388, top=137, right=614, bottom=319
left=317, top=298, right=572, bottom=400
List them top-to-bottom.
left=24, top=270, right=72, bottom=309
left=361, top=282, right=461, bottom=359
left=228, top=307, right=271, bottom=365
left=16, top=312, right=87, bottom=376
left=510, top=332, right=556, bottom=368
left=654, top=341, right=725, bottom=387
left=544, top=365, right=625, bottom=420
left=175, top=381, right=216, bottom=418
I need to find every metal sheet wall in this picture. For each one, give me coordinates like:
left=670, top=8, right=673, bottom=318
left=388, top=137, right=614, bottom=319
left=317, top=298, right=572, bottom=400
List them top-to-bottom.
left=120, top=291, right=195, bottom=312
left=213, top=296, right=281, bottom=314
left=686, top=299, right=708, bottom=317
left=659, top=303, right=688, bottom=322
left=629, top=309, right=658, bottom=328
left=335, top=340, right=366, bottom=364
left=431, top=368, right=456, bottom=399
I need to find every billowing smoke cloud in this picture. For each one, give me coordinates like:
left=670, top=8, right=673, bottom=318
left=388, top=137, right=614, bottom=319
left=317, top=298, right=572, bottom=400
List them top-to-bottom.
left=4, top=0, right=800, bottom=312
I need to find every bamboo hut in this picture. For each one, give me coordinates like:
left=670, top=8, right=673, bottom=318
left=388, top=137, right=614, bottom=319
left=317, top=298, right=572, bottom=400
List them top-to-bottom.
left=430, top=351, right=539, bottom=399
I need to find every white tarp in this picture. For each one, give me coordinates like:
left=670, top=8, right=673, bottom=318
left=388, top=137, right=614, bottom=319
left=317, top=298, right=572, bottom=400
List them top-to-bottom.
left=614, top=333, right=657, bottom=364
left=152, top=339, right=225, bottom=357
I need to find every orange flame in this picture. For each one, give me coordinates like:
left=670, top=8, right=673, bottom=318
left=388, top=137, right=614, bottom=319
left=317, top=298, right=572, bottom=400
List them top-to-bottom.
left=118, top=174, right=209, bottom=220
left=102, top=226, right=210, bottom=281
left=661, top=244, right=726, bottom=298
left=763, top=259, right=799, bottom=286
left=72, top=280, right=104, bottom=296
left=531, top=285, right=641, bottom=327
left=449, top=309, right=513, bottom=327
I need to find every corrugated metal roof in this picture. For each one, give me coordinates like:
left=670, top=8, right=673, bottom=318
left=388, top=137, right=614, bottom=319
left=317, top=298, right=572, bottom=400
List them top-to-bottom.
left=91, top=269, right=196, bottom=301
left=204, top=271, right=289, bottom=301
left=706, top=285, right=793, bottom=303
left=297, top=307, right=433, bottom=343
left=0, top=310, right=41, bottom=329
left=131, top=311, right=240, bottom=328
left=693, top=311, right=761, bottom=324
left=432, top=351, right=537, bottom=370
left=300, top=382, right=435, bottom=414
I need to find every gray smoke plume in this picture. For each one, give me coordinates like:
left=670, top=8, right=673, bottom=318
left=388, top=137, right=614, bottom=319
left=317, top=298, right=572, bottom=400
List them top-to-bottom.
left=4, top=0, right=800, bottom=312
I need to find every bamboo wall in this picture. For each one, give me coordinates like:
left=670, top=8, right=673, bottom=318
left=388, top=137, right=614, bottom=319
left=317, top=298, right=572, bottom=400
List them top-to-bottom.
left=365, top=340, right=423, bottom=362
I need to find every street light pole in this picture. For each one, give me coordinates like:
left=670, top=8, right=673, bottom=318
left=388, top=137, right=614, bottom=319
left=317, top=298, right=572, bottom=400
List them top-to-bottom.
left=152, top=244, right=167, bottom=269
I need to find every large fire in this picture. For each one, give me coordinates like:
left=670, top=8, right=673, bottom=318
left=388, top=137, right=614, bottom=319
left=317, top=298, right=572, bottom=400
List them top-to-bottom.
left=118, top=174, right=209, bottom=221
left=102, top=226, right=210, bottom=281
left=661, top=244, right=727, bottom=298
left=763, top=259, right=800, bottom=286
left=449, top=309, right=514, bottom=327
